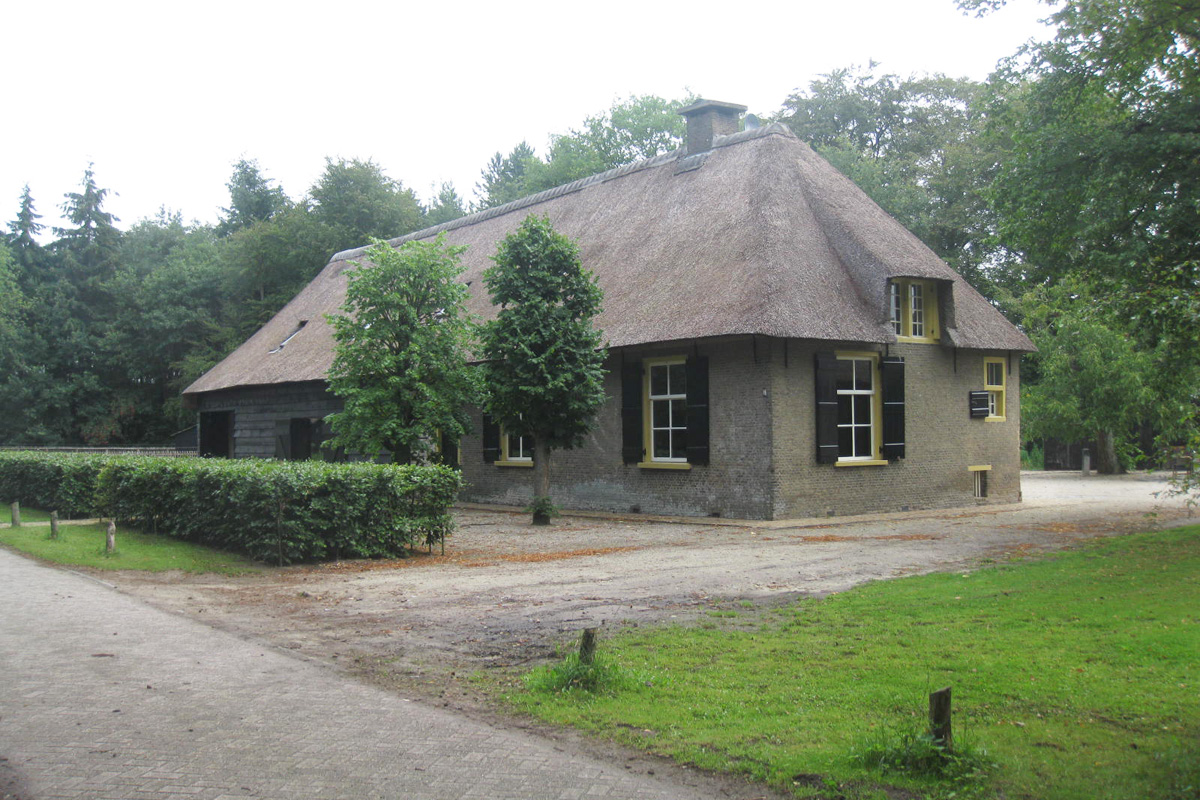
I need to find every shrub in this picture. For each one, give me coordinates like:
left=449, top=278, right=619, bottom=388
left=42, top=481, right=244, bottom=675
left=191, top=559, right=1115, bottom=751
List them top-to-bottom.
left=0, top=452, right=462, bottom=564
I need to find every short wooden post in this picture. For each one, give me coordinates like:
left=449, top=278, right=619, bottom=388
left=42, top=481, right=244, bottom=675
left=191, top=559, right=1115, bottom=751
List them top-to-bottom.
left=10, top=501, right=20, bottom=527
left=49, top=511, right=59, bottom=540
left=106, top=520, right=116, bottom=553
left=579, top=627, right=598, bottom=665
left=929, top=686, right=952, bottom=750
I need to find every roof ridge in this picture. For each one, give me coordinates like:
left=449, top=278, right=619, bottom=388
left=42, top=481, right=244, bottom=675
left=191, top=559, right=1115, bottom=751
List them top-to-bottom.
left=332, top=124, right=796, bottom=263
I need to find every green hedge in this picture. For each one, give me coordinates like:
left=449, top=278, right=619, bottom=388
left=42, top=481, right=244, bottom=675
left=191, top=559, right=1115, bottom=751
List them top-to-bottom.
left=0, top=452, right=462, bottom=564
left=0, top=452, right=111, bottom=518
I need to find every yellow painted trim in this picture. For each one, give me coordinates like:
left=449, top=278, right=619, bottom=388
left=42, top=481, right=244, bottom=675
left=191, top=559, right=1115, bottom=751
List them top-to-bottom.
left=892, top=279, right=941, bottom=343
left=834, top=351, right=883, bottom=462
left=643, top=355, right=688, bottom=465
left=984, top=357, right=1006, bottom=421
left=835, top=459, right=889, bottom=467
left=496, top=460, right=533, bottom=468
left=967, top=464, right=992, bottom=471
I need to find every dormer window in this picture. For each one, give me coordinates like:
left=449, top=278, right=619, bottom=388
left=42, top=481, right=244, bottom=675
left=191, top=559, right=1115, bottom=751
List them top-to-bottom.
left=888, top=280, right=939, bottom=342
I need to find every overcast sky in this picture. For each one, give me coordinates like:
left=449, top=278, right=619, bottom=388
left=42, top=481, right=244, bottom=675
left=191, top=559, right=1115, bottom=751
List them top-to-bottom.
left=2, top=0, right=1054, bottom=234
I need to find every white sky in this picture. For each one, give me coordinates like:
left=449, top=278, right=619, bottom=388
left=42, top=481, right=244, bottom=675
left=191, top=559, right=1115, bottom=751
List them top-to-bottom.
left=2, top=0, right=1054, bottom=234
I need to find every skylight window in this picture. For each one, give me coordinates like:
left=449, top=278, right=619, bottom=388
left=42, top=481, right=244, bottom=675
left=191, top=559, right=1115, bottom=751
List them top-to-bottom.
left=269, top=320, right=307, bottom=353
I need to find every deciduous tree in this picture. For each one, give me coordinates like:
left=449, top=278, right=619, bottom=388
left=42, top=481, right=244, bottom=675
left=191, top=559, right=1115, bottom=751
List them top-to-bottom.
left=481, top=215, right=606, bottom=524
left=326, top=235, right=478, bottom=463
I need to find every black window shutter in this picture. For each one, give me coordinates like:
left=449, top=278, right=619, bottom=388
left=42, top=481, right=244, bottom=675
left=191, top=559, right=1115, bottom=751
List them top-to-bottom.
left=814, top=352, right=839, bottom=464
left=685, top=356, right=710, bottom=466
left=881, top=357, right=906, bottom=461
left=621, top=361, right=644, bottom=464
left=968, top=391, right=990, bottom=418
left=481, top=414, right=501, bottom=463
left=274, top=419, right=292, bottom=460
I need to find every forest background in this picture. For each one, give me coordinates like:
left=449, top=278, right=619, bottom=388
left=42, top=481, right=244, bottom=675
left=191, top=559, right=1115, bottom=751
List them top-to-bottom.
left=1, top=0, right=1196, bottom=472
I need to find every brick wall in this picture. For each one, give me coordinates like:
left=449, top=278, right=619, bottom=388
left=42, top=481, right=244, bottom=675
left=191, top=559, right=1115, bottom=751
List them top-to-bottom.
left=195, top=334, right=1024, bottom=520
left=459, top=338, right=776, bottom=519
left=770, top=339, right=1022, bottom=518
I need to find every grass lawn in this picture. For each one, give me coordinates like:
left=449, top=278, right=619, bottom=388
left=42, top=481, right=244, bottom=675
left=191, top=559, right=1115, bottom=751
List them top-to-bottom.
left=4, top=506, right=55, bottom=524
left=0, top=521, right=260, bottom=574
left=511, top=527, right=1200, bottom=800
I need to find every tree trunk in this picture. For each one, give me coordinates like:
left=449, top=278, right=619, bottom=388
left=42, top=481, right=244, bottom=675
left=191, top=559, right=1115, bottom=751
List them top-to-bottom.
left=1096, top=430, right=1122, bottom=474
left=532, top=439, right=552, bottom=525
left=10, top=501, right=19, bottom=528
left=49, top=511, right=59, bottom=540
left=106, top=521, right=116, bottom=553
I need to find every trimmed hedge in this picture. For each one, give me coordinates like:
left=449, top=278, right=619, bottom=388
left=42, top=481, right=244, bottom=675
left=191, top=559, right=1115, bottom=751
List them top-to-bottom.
left=0, top=451, right=110, bottom=518
left=0, top=452, right=462, bottom=564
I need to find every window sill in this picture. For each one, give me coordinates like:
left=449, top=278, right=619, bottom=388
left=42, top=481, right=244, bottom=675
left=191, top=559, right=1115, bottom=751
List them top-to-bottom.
left=895, top=335, right=940, bottom=344
left=985, top=416, right=1006, bottom=423
left=835, top=459, right=889, bottom=467
left=496, top=460, right=533, bottom=468
left=637, top=461, right=692, bottom=470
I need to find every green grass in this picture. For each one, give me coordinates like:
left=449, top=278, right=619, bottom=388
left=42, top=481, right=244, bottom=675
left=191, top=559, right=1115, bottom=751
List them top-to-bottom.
left=5, top=506, right=55, bottom=524
left=0, top=522, right=260, bottom=574
left=509, top=527, right=1200, bottom=799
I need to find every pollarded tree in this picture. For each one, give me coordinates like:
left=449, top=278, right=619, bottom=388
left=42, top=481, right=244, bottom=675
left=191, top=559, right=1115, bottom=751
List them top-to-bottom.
left=481, top=214, right=606, bottom=524
left=326, top=235, right=478, bottom=464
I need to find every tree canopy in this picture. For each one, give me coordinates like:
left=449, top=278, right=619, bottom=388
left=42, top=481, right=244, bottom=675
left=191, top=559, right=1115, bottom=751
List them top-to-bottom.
left=481, top=215, right=606, bottom=523
left=326, top=236, right=478, bottom=463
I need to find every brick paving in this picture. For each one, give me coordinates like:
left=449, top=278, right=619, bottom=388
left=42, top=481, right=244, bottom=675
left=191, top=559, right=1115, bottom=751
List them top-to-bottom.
left=0, top=550, right=731, bottom=800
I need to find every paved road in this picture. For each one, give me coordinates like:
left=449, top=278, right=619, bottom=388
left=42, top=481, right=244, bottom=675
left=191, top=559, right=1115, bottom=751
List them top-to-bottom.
left=0, top=550, right=741, bottom=800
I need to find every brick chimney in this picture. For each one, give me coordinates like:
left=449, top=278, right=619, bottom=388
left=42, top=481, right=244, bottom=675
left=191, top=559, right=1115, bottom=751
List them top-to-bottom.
left=678, top=99, right=747, bottom=155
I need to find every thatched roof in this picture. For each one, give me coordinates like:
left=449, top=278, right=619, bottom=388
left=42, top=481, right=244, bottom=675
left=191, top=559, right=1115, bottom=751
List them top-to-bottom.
left=185, top=123, right=1033, bottom=397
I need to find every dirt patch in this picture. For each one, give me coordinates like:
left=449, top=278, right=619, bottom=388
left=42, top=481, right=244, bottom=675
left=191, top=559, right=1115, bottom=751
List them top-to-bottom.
left=107, top=472, right=1193, bottom=720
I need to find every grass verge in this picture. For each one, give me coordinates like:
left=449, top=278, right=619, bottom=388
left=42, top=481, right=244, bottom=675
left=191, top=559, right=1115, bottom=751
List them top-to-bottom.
left=4, top=506, right=54, bottom=524
left=0, top=522, right=260, bottom=574
left=509, top=527, right=1200, bottom=799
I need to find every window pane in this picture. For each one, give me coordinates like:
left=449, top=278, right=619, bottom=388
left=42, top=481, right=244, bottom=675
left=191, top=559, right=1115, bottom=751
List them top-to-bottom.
left=890, top=284, right=902, bottom=334
left=836, top=359, right=854, bottom=391
left=987, top=362, right=1003, bottom=386
left=668, top=363, right=686, bottom=395
left=650, top=365, right=667, bottom=396
left=838, top=395, right=852, bottom=422
left=854, top=395, right=871, bottom=423
left=652, top=399, right=669, bottom=428
left=855, top=426, right=871, bottom=457
left=653, top=430, right=671, bottom=459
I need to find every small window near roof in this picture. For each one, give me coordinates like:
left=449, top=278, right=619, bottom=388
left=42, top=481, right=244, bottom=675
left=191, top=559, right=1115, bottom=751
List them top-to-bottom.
left=888, top=280, right=939, bottom=342
left=984, top=358, right=1006, bottom=420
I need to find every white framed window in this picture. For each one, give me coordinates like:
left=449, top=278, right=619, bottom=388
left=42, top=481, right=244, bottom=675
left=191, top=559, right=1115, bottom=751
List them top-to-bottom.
left=888, top=280, right=939, bottom=342
left=889, top=283, right=903, bottom=334
left=836, top=353, right=879, bottom=461
left=646, top=358, right=688, bottom=462
left=984, top=358, right=1006, bottom=421
left=504, top=431, right=532, bottom=461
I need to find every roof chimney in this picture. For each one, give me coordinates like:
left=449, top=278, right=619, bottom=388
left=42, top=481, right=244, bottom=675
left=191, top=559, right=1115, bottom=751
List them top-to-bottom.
left=678, top=99, right=748, bottom=155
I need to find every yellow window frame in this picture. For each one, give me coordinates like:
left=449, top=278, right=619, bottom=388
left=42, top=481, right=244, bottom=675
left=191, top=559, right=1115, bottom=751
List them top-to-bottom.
left=890, top=279, right=940, bottom=343
left=833, top=350, right=888, bottom=466
left=639, top=356, right=692, bottom=470
left=984, top=357, right=1006, bottom=421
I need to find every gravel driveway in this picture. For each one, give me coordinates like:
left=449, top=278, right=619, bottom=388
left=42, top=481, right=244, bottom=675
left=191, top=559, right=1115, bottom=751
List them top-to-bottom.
left=110, top=471, right=1193, bottom=710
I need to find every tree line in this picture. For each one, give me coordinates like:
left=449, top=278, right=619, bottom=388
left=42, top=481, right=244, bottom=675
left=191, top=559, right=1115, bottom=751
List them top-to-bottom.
left=2, top=0, right=1196, bottom=471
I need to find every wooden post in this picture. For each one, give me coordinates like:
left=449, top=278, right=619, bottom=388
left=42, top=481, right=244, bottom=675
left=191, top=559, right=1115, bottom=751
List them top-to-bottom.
left=10, top=501, right=19, bottom=527
left=49, top=511, right=59, bottom=540
left=106, top=521, right=116, bottom=553
left=579, top=627, right=597, bottom=665
left=929, top=686, right=952, bottom=750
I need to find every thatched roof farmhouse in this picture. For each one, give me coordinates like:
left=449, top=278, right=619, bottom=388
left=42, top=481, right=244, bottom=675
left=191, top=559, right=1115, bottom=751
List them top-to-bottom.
left=185, top=100, right=1033, bottom=520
